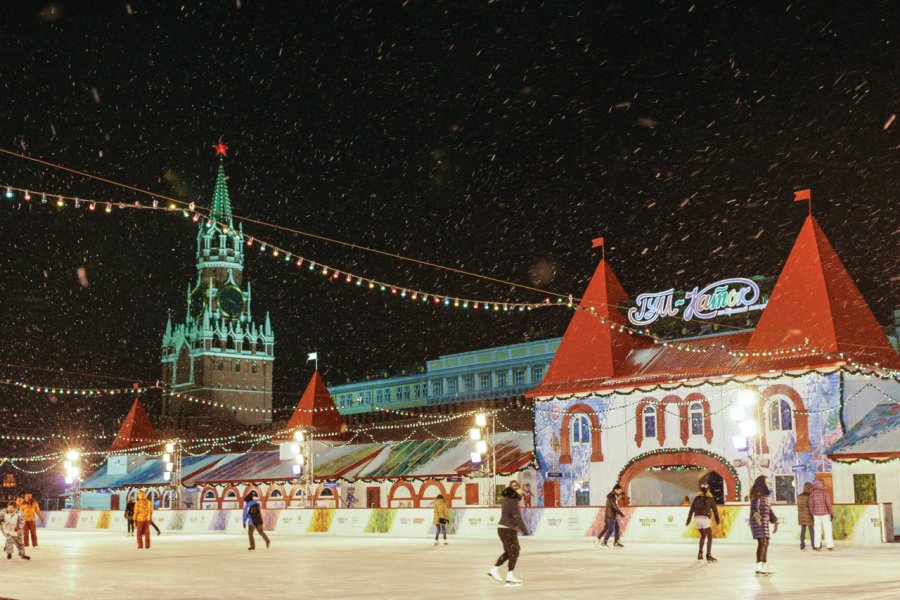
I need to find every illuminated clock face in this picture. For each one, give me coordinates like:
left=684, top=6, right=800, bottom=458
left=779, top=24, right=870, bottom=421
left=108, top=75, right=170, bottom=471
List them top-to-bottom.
left=189, top=284, right=207, bottom=319
left=217, top=285, right=245, bottom=317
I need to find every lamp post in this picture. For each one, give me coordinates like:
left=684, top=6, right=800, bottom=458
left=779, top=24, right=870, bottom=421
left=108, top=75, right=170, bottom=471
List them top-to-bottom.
left=730, top=388, right=770, bottom=498
left=470, top=412, right=496, bottom=505
left=291, top=429, right=314, bottom=508
left=162, top=440, right=182, bottom=508
left=63, top=449, right=82, bottom=509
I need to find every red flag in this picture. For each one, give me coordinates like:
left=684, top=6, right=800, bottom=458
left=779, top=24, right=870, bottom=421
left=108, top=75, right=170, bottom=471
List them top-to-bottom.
left=793, top=189, right=811, bottom=202
left=592, top=237, right=605, bottom=249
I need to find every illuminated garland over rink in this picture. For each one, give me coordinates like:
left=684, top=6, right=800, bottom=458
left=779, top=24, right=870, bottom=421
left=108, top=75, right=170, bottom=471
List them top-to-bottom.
left=3, top=182, right=898, bottom=377
left=0, top=183, right=554, bottom=314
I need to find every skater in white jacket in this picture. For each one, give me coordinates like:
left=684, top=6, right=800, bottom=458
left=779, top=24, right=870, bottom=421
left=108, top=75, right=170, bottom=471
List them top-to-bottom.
left=1, top=502, right=31, bottom=560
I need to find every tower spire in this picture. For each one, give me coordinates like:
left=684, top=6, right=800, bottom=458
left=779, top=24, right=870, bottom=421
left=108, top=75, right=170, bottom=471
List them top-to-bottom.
left=211, top=141, right=233, bottom=227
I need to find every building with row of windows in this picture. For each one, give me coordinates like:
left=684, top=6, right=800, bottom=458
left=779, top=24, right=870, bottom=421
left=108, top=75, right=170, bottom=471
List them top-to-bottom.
left=328, top=338, right=558, bottom=422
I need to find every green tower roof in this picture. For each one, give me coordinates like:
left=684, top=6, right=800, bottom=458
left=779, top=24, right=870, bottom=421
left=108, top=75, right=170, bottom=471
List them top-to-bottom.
left=211, top=142, right=233, bottom=226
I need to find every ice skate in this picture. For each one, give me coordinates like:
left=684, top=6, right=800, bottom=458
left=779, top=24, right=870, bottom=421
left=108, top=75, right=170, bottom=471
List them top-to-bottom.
left=266, top=539, right=270, bottom=548
left=443, top=541, right=448, bottom=545
left=600, top=541, right=609, bottom=548
left=614, top=541, right=624, bottom=548
left=434, top=542, right=439, bottom=546
left=697, top=551, right=704, bottom=560
left=6, top=553, right=10, bottom=560
left=20, top=554, right=30, bottom=560
left=706, top=555, right=717, bottom=563
left=755, top=562, right=767, bottom=575
left=763, top=562, right=774, bottom=574
left=487, top=566, right=504, bottom=583
left=504, top=571, right=523, bottom=586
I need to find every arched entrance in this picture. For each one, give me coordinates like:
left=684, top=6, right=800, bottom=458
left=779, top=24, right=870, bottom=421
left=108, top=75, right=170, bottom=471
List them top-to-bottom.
left=619, top=449, right=739, bottom=504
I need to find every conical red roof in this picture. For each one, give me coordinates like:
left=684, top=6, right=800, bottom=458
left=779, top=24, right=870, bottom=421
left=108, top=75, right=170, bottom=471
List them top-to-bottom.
left=746, top=216, right=898, bottom=368
left=527, top=255, right=646, bottom=396
left=279, top=371, right=346, bottom=439
left=109, top=398, right=157, bottom=452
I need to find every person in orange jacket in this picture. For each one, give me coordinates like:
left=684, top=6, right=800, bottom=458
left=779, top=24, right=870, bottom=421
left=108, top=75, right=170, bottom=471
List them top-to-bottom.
left=133, top=491, right=153, bottom=549
left=21, top=493, right=44, bottom=548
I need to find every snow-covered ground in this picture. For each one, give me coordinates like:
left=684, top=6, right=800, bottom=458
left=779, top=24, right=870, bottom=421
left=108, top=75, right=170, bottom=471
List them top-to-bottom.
left=4, top=531, right=900, bottom=599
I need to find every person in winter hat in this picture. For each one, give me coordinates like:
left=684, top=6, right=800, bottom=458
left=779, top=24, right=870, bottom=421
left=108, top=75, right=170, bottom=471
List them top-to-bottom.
left=749, top=476, right=778, bottom=575
left=809, top=478, right=834, bottom=551
left=487, top=481, right=528, bottom=586
left=686, top=482, right=720, bottom=562
left=796, top=482, right=815, bottom=550
left=600, top=484, right=626, bottom=548
left=133, top=491, right=153, bottom=549
left=20, top=493, right=43, bottom=548
left=243, top=493, right=270, bottom=550
left=432, top=494, right=450, bottom=546
left=124, top=498, right=136, bottom=537
left=1, top=502, right=30, bottom=560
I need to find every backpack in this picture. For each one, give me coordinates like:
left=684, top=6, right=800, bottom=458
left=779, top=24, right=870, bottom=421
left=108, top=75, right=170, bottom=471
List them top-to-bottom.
left=248, top=502, right=263, bottom=526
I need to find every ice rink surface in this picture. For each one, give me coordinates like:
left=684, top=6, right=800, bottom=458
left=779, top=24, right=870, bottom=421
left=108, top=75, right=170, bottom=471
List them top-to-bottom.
left=2, top=531, right=899, bottom=600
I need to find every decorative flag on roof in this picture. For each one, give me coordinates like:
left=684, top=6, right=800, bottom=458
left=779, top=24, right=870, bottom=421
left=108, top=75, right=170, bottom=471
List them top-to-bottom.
left=793, top=188, right=811, bottom=202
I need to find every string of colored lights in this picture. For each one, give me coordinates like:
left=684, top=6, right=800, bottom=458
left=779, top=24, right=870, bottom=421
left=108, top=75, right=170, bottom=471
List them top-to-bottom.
left=0, top=149, right=574, bottom=302
left=3, top=181, right=896, bottom=375
left=1, top=183, right=557, bottom=313
left=2, top=379, right=155, bottom=397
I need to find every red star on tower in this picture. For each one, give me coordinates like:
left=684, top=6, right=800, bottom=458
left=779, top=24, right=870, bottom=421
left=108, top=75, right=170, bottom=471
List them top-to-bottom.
left=213, top=141, right=228, bottom=156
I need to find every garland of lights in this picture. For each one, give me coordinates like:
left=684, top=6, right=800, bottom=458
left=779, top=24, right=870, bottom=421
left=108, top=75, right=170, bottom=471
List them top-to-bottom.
left=7, top=182, right=896, bottom=378
left=1, top=184, right=554, bottom=314
left=533, top=366, right=897, bottom=403
left=2, top=379, right=155, bottom=396
left=616, top=448, right=742, bottom=501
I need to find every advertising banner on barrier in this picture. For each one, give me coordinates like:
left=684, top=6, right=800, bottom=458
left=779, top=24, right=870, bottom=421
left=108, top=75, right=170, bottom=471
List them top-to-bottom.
left=39, top=503, right=884, bottom=545
left=390, top=509, right=433, bottom=537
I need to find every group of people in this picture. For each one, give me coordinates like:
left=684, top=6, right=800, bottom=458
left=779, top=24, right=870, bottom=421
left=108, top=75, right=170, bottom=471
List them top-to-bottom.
left=459, top=474, right=839, bottom=586
left=0, top=493, right=44, bottom=561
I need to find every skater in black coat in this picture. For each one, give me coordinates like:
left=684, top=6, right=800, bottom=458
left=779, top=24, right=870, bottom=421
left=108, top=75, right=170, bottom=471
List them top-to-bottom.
left=487, top=481, right=528, bottom=586
left=686, top=482, right=720, bottom=562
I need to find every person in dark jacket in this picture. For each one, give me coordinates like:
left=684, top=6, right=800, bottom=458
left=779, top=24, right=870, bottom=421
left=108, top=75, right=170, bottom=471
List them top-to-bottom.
left=749, top=476, right=778, bottom=575
left=487, top=481, right=528, bottom=586
left=686, top=482, right=720, bottom=562
left=796, top=482, right=815, bottom=550
left=600, top=484, right=625, bottom=548
left=242, top=493, right=270, bottom=550
left=124, top=499, right=135, bottom=537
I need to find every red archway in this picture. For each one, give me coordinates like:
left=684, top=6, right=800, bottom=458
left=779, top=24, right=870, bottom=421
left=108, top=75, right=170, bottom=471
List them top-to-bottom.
left=760, top=384, right=811, bottom=452
left=559, top=403, right=604, bottom=464
left=619, top=450, right=739, bottom=502
left=418, top=480, right=449, bottom=506
left=387, top=481, right=418, bottom=508
left=447, top=482, right=463, bottom=506
left=263, top=485, right=286, bottom=509
left=199, top=486, right=219, bottom=510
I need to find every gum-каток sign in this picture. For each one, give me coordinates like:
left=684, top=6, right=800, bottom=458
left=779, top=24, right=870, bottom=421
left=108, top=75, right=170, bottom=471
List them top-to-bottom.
left=627, top=277, right=766, bottom=326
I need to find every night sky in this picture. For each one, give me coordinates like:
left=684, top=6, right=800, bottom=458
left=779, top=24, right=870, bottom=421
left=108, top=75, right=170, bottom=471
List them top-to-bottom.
left=1, top=1, right=897, bottom=434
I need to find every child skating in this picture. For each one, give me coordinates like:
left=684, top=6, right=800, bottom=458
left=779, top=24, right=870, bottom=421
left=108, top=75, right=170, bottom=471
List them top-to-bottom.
left=686, top=482, right=720, bottom=562
left=1, top=502, right=31, bottom=561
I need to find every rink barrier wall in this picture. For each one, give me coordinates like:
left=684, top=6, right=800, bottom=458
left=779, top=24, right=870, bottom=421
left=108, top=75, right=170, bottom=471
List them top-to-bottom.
left=38, top=504, right=884, bottom=545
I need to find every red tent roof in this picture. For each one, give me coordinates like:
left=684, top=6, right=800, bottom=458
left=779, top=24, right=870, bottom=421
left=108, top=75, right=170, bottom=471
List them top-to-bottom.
left=746, top=216, right=898, bottom=368
left=527, top=255, right=648, bottom=397
left=277, top=371, right=347, bottom=440
left=109, top=398, right=157, bottom=452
